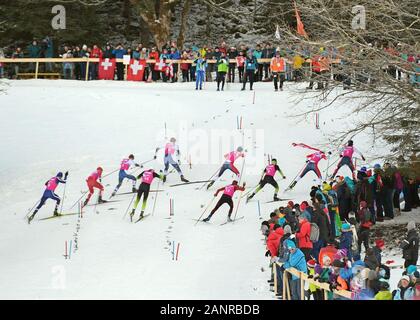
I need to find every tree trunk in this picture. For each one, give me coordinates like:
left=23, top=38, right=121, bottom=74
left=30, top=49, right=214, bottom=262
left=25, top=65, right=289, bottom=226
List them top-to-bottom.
left=177, top=0, right=192, bottom=49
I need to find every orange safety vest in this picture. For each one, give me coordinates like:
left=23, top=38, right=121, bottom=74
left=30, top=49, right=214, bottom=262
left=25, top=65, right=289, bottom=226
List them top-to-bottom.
left=270, top=57, right=285, bottom=72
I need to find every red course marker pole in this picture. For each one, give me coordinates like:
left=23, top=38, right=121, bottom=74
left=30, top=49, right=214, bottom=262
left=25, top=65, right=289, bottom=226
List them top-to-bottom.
left=176, top=243, right=180, bottom=261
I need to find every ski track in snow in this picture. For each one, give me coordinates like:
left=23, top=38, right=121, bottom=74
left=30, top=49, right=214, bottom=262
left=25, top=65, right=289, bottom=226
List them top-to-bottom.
left=0, top=79, right=404, bottom=299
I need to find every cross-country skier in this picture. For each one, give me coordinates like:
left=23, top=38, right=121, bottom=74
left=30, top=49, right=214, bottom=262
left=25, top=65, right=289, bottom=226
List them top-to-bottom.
left=216, top=52, right=228, bottom=91
left=195, top=55, right=207, bottom=90
left=156, top=137, right=189, bottom=183
left=331, top=140, right=365, bottom=179
left=288, top=143, right=328, bottom=190
left=207, top=146, right=245, bottom=189
left=111, top=154, right=141, bottom=197
left=247, top=158, right=286, bottom=202
left=83, top=167, right=105, bottom=207
left=130, top=168, right=164, bottom=221
left=28, top=171, right=68, bottom=223
left=203, top=180, right=246, bottom=222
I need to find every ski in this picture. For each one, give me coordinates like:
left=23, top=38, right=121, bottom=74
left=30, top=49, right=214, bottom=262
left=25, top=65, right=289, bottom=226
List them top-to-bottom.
left=170, top=180, right=211, bottom=187
left=115, top=190, right=163, bottom=196
left=264, top=198, right=293, bottom=204
left=85, top=200, right=121, bottom=207
left=38, top=212, right=79, bottom=221
left=135, top=214, right=151, bottom=223
left=220, top=216, right=244, bottom=226
left=192, top=219, right=210, bottom=223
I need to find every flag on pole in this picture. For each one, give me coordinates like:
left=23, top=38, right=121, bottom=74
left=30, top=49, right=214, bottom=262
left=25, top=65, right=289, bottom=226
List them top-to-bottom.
left=294, top=1, right=308, bottom=38
left=275, top=24, right=281, bottom=40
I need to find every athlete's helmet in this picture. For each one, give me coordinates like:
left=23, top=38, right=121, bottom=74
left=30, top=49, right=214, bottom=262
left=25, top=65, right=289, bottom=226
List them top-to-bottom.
left=170, top=137, right=176, bottom=143
left=348, top=140, right=354, bottom=146
left=237, top=146, right=243, bottom=152
left=129, top=154, right=135, bottom=160
left=271, top=158, right=277, bottom=164
left=97, top=167, right=103, bottom=172
left=56, top=172, right=63, bottom=178
left=232, top=180, right=238, bottom=185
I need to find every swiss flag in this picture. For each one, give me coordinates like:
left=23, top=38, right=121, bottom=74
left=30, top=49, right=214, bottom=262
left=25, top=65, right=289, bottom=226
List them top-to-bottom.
left=98, top=58, right=116, bottom=80
left=127, top=59, right=146, bottom=81
left=154, top=59, right=166, bottom=71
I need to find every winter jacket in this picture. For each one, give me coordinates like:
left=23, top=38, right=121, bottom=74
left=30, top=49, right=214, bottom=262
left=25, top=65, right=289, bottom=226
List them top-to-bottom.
left=28, top=44, right=40, bottom=58
left=91, top=47, right=103, bottom=59
left=112, top=48, right=127, bottom=59
left=253, top=50, right=263, bottom=60
left=149, top=51, right=159, bottom=61
left=169, top=51, right=181, bottom=60
left=217, top=57, right=229, bottom=73
left=244, top=57, right=258, bottom=70
left=312, top=205, right=331, bottom=243
left=358, top=206, right=373, bottom=229
left=295, top=219, right=313, bottom=249
left=266, top=228, right=284, bottom=257
left=400, top=229, right=419, bottom=262
left=339, top=230, right=353, bottom=259
left=278, top=233, right=293, bottom=260
left=372, top=246, right=382, bottom=265
left=284, top=248, right=307, bottom=280
left=364, top=254, right=379, bottom=271
left=393, top=286, right=414, bottom=300
left=375, top=290, right=392, bottom=300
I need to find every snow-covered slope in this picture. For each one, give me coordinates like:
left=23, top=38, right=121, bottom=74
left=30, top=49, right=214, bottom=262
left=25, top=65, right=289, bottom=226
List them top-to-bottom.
left=0, top=80, right=394, bottom=299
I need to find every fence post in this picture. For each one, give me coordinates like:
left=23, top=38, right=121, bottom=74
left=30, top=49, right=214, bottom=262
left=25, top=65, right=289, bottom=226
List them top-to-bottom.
left=85, top=59, right=90, bottom=81
left=35, top=61, right=39, bottom=79
left=273, top=263, right=277, bottom=296
left=285, top=271, right=291, bottom=300
left=300, top=275, right=305, bottom=300
left=324, top=288, right=329, bottom=300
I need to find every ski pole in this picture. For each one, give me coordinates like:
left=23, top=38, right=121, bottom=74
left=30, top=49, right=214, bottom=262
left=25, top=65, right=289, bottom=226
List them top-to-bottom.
left=233, top=158, right=246, bottom=222
left=286, top=162, right=307, bottom=190
left=197, top=163, right=223, bottom=190
left=102, top=168, right=119, bottom=179
left=151, top=178, right=162, bottom=216
left=59, top=179, right=67, bottom=214
left=69, top=191, right=88, bottom=211
left=123, top=192, right=137, bottom=220
left=194, top=195, right=218, bottom=226
left=24, top=200, right=40, bottom=219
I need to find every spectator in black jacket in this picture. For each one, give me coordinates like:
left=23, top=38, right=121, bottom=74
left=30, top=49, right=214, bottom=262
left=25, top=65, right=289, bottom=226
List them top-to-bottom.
left=262, top=43, right=274, bottom=80
left=227, top=47, right=237, bottom=83
left=382, top=163, right=396, bottom=219
left=311, top=200, right=331, bottom=262
left=400, top=221, right=419, bottom=268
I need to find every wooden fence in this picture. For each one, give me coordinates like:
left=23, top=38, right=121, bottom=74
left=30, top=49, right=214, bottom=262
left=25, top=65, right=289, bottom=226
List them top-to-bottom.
left=0, top=57, right=320, bottom=81
left=273, top=262, right=353, bottom=300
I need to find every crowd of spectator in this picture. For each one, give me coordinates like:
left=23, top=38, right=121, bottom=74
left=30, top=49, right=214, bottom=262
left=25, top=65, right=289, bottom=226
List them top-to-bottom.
left=1, top=38, right=419, bottom=89
left=261, top=163, right=419, bottom=300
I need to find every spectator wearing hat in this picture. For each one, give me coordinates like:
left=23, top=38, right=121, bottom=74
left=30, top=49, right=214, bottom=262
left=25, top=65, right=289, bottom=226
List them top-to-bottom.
left=227, top=46, right=238, bottom=83
left=357, top=200, right=373, bottom=254
left=295, top=215, right=313, bottom=261
left=400, top=221, right=419, bottom=268
left=339, top=223, right=353, bottom=260
left=266, top=224, right=284, bottom=258
left=281, top=240, right=307, bottom=300
left=306, top=259, right=323, bottom=300
left=393, top=275, right=414, bottom=300
left=375, top=279, right=392, bottom=300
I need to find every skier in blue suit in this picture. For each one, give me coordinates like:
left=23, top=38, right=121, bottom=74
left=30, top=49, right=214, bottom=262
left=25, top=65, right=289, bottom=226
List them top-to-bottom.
left=195, top=55, right=207, bottom=90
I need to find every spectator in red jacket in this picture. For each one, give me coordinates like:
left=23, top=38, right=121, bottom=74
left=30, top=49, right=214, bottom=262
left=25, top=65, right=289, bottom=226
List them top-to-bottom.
left=90, top=44, right=103, bottom=80
left=296, top=216, right=313, bottom=260
left=266, top=224, right=285, bottom=257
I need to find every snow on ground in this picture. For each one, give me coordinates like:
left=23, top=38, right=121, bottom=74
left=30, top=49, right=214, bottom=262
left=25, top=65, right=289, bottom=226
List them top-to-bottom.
left=0, top=79, right=413, bottom=299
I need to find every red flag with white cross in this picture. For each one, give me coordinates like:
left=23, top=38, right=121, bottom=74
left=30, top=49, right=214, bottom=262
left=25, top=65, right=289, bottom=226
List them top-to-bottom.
left=98, top=58, right=116, bottom=80
left=127, top=59, right=147, bottom=81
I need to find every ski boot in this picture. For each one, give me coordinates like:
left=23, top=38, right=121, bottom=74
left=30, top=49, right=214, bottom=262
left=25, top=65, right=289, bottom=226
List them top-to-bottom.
left=163, top=175, right=167, bottom=183
left=180, top=175, right=189, bottom=183
left=206, top=180, right=215, bottom=190
left=132, top=187, right=137, bottom=193
left=110, top=191, right=116, bottom=198
left=273, top=194, right=280, bottom=201
left=98, top=196, right=106, bottom=204
left=83, top=199, right=89, bottom=207
left=53, top=208, right=60, bottom=217
left=130, top=209, right=135, bottom=222
left=28, top=212, right=36, bottom=224
left=202, top=216, right=211, bottom=222
left=227, top=216, right=233, bottom=222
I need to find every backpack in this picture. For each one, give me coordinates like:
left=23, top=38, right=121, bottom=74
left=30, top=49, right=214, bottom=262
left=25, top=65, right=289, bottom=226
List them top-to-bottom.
left=309, top=223, right=320, bottom=242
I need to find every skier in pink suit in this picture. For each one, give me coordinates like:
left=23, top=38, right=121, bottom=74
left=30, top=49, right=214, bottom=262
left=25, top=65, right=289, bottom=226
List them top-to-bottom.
left=156, top=137, right=189, bottom=183
left=331, top=140, right=365, bottom=179
left=288, top=143, right=328, bottom=190
left=206, top=146, right=245, bottom=189
left=28, top=171, right=68, bottom=223
left=203, top=180, right=246, bottom=222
